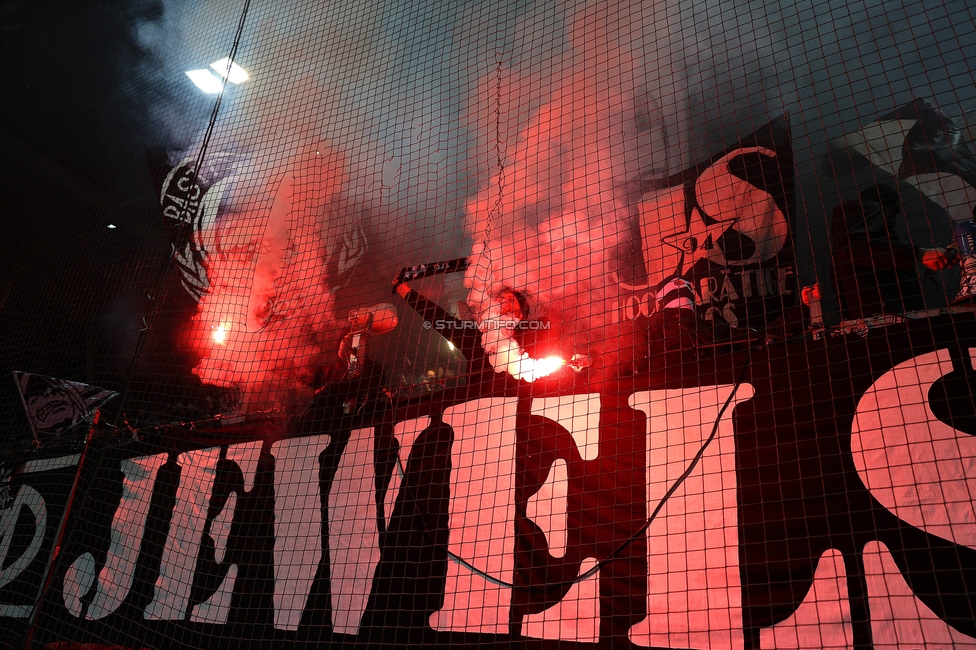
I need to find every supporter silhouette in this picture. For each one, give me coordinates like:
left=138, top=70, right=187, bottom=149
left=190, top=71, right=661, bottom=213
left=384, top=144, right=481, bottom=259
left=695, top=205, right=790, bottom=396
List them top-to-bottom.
left=831, top=184, right=953, bottom=320
left=313, top=307, right=393, bottom=415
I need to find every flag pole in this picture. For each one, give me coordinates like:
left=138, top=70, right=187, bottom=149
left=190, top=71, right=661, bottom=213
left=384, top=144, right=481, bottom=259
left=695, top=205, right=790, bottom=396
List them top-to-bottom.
left=18, top=411, right=103, bottom=650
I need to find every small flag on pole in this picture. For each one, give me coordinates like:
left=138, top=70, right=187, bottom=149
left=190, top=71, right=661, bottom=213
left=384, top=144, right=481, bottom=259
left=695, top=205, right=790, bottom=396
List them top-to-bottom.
left=12, top=372, right=117, bottom=443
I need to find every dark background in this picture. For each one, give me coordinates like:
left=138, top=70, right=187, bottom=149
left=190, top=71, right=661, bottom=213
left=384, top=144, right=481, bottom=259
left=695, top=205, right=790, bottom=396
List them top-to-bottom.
left=0, top=0, right=209, bottom=437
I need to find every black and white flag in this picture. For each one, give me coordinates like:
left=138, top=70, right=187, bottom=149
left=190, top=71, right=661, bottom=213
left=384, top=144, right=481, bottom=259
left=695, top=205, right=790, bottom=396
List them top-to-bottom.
left=824, top=98, right=976, bottom=223
left=632, top=117, right=796, bottom=330
left=12, top=372, right=117, bottom=443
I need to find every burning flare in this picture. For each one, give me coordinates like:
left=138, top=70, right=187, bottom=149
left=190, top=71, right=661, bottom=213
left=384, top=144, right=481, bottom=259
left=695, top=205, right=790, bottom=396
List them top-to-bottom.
left=463, top=52, right=657, bottom=380
left=189, top=141, right=358, bottom=412
left=476, top=293, right=565, bottom=382
left=211, top=323, right=230, bottom=345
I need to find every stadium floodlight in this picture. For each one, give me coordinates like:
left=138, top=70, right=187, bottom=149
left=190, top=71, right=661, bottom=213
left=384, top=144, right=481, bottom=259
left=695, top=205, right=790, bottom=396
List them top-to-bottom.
left=210, top=57, right=249, bottom=84
left=185, top=69, right=223, bottom=94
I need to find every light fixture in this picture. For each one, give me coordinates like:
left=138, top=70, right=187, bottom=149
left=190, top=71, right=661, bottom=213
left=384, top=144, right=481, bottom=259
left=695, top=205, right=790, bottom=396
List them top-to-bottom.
left=209, top=57, right=249, bottom=84
left=185, top=69, right=223, bottom=94
left=106, top=224, right=117, bottom=229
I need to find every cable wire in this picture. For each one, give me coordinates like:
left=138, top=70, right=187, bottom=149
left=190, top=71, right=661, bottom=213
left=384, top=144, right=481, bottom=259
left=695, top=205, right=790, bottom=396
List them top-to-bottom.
left=111, top=0, right=253, bottom=426
left=391, top=358, right=752, bottom=592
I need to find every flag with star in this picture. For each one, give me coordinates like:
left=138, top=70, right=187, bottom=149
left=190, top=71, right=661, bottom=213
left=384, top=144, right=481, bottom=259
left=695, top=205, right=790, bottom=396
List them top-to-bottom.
left=634, top=117, right=796, bottom=330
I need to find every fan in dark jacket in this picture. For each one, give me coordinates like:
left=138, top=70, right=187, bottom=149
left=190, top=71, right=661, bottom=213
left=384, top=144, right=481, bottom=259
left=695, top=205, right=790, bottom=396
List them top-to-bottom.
left=831, top=184, right=952, bottom=319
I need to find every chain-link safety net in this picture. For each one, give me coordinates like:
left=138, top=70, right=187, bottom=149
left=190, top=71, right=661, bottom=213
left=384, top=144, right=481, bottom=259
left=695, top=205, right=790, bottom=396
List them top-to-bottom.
left=2, top=1, right=976, bottom=649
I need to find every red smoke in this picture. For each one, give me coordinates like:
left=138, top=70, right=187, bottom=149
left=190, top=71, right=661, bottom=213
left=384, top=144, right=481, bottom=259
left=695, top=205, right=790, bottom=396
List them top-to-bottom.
left=463, top=55, right=656, bottom=380
left=190, top=143, right=353, bottom=412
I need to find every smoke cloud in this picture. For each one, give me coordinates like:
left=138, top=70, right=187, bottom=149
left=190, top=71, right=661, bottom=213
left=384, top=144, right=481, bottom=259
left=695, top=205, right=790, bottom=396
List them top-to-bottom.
left=128, top=0, right=976, bottom=401
left=137, top=8, right=394, bottom=411
left=462, top=49, right=660, bottom=378
left=186, top=141, right=354, bottom=411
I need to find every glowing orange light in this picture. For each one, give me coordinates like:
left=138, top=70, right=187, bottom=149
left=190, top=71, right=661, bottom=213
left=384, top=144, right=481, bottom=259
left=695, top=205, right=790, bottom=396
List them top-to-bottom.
left=212, top=323, right=230, bottom=345
left=512, top=354, right=565, bottom=382
left=530, top=356, right=566, bottom=380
